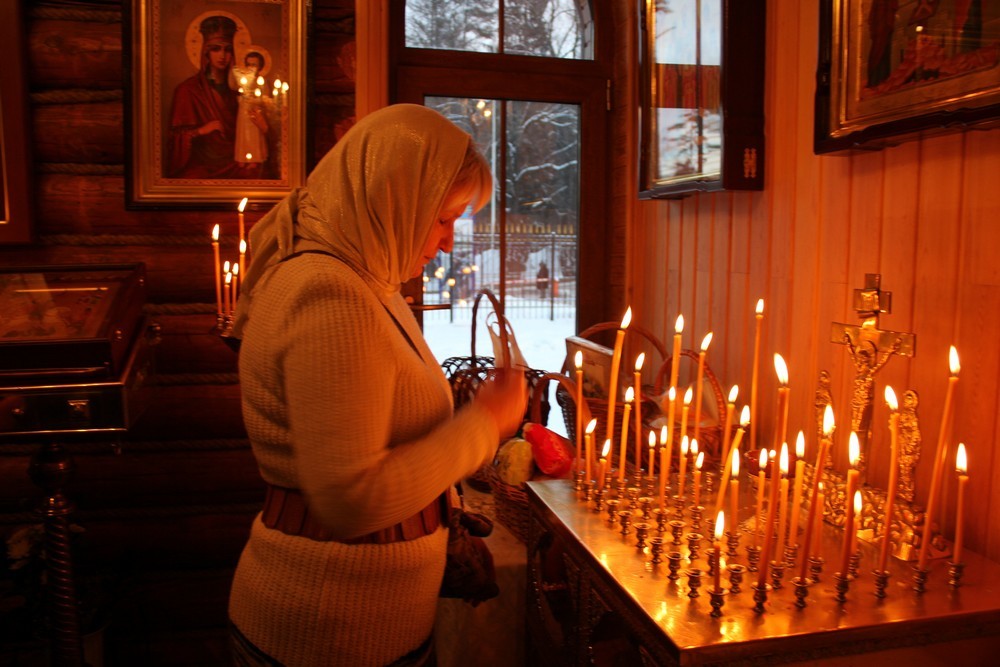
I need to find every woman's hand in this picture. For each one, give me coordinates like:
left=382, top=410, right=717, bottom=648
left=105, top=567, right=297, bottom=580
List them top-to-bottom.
left=475, top=368, right=528, bottom=439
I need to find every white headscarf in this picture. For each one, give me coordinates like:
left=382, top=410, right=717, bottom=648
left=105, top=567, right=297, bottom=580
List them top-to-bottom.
left=232, top=104, right=472, bottom=337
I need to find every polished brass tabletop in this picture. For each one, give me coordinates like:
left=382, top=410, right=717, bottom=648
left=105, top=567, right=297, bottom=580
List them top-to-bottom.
left=526, top=479, right=1000, bottom=663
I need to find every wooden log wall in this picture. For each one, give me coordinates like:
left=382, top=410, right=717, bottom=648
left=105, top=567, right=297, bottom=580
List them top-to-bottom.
left=628, top=0, right=1000, bottom=561
left=0, top=1, right=356, bottom=662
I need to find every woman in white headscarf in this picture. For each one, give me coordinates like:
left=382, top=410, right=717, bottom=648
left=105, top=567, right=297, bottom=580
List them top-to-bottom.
left=228, top=104, right=527, bottom=666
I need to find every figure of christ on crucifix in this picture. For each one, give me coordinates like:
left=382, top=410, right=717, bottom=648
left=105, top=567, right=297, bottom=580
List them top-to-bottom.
left=830, top=274, right=915, bottom=484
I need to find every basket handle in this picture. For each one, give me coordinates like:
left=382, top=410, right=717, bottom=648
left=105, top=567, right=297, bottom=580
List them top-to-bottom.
left=470, top=288, right=509, bottom=368
left=560, top=321, right=667, bottom=373
left=652, top=350, right=728, bottom=454
left=528, top=372, right=592, bottom=428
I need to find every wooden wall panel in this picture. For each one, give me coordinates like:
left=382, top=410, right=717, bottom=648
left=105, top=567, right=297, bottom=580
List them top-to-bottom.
left=630, top=1, right=1000, bottom=560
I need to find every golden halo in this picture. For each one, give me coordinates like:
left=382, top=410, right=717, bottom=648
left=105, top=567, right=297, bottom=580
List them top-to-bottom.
left=185, top=10, right=252, bottom=71
left=237, top=44, right=273, bottom=78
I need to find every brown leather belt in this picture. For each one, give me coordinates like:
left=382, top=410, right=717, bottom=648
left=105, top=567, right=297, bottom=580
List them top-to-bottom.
left=261, top=483, right=447, bottom=544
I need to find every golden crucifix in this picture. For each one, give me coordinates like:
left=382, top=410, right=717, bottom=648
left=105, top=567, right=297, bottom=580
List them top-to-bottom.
left=830, top=274, right=915, bottom=483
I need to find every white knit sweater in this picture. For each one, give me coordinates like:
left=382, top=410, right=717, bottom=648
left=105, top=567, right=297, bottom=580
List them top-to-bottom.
left=229, top=254, right=499, bottom=666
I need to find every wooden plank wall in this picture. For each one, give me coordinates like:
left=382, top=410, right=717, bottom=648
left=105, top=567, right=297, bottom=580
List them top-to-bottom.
left=628, top=0, right=1000, bottom=560
left=0, top=1, right=356, bottom=661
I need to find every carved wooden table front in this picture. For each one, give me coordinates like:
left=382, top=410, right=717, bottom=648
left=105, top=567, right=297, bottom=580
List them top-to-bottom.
left=525, top=480, right=1000, bottom=666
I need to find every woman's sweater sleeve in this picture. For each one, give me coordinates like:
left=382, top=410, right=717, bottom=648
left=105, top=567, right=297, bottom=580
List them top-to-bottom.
left=282, top=273, right=499, bottom=539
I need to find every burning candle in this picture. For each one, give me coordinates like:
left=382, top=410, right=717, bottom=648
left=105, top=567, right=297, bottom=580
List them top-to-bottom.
left=238, top=197, right=248, bottom=245
left=211, top=225, right=222, bottom=316
left=238, top=239, right=247, bottom=292
left=232, top=263, right=240, bottom=301
left=224, top=271, right=233, bottom=316
left=750, top=298, right=764, bottom=452
left=606, top=307, right=632, bottom=447
left=669, top=315, right=684, bottom=416
left=693, top=332, right=713, bottom=443
left=918, top=346, right=960, bottom=570
left=575, top=351, right=584, bottom=474
left=634, top=354, right=645, bottom=473
left=773, top=354, right=790, bottom=451
left=720, top=385, right=739, bottom=473
left=665, top=386, right=676, bottom=456
left=680, top=386, right=693, bottom=443
left=617, top=387, right=634, bottom=482
left=878, top=388, right=901, bottom=572
left=713, top=405, right=749, bottom=517
left=799, top=406, right=834, bottom=580
left=585, top=418, right=597, bottom=482
left=658, top=425, right=669, bottom=507
left=648, top=430, right=657, bottom=478
left=789, top=431, right=806, bottom=550
left=841, top=432, right=861, bottom=574
left=678, top=436, right=690, bottom=502
left=597, top=439, right=611, bottom=490
left=775, top=443, right=790, bottom=562
left=953, top=443, right=968, bottom=564
left=756, top=446, right=781, bottom=588
left=730, top=447, right=740, bottom=536
left=754, top=449, right=768, bottom=549
left=693, top=450, right=705, bottom=508
left=813, top=483, right=825, bottom=559
left=841, top=491, right=862, bottom=577
left=714, top=511, right=725, bottom=593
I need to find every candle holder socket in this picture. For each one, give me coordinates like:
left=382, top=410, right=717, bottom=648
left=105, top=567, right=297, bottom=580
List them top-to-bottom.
left=573, top=470, right=585, bottom=494
left=603, top=471, right=614, bottom=496
left=632, top=473, right=643, bottom=490
left=644, top=476, right=657, bottom=497
left=614, top=478, right=626, bottom=500
left=583, top=480, right=595, bottom=504
left=592, top=486, right=605, bottom=513
left=626, top=487, right=640, bottom=510
left=672, top=495, right=685, bottom=519
left=638, top=496, right=653, bottom=521
left=604, top=499, right=620, bottom=526
left=689, top=505, right=705, bottom=531
left=653, top=508, right=670, bottom=534
left=618, top=510, right=632, bottom=537
left=669, top=520, right=686, bottom=546
left=634, top=522, right=650, bottom=551
left=725, top=530, right=740, bottom=558
left=686, top=533, right=704, bottom=561
left=649, top=536, right=665, bottom=565
left=783, top=543, right=799, bottom=568
left=745, top=545, right=762, bottom=572
left=707, top=548, right=720, bottom=577
left=848, top=549, right=862, bottom=581
left=667, top=551, right=683, bottom=581
left=808, top=555, right=825, bottom=584
left=769, top=561, right=785, bottom=590
left=947, top=561, right=965, bottom=588
left=728, top=563, right=746, bottom=593
left=911, top=566, right=929, bottom=594
left=686, top=568, right=703, bottom=598
left=872, top=569, right=890, bottom=599
left=834, top=571, right=851, bottom=603
left=792, top=576, right=810, bottom=608
left=751, top=582, right=770, bottom=614
left=709, top=589, right=726, bottom=617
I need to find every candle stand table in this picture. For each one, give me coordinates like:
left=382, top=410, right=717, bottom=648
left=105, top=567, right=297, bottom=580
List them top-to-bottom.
left=525, top=479, right=1000, bottom=666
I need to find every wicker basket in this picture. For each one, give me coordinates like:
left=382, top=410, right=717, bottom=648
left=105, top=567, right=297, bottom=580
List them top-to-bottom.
left=651, top=349, right=729, bottom=461
left=488, top=372, right=591, bottom=542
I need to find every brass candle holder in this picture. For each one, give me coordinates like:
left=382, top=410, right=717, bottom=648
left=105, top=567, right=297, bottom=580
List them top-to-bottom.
left=573, top=469, right=585, bottom=493
left=644, top=476, right=657, bottom=497
left=615, top=478, right=626, bottom=500
left=583, top=480, right=595, bottom=504
left=592, top=486, right=605, bottom=513
left=626, top=486, right=640, bottom=510
left=672, top=494, right=685, bottom=519
left=638, top=496, right=653, bottom=521
left=604, top=498, right=620, bottom=526
left=689, top=505, right=705, bottom=531
left=653, top=508, right=670, bottom=534
left=618, top=510, right=633, bottom=536
left=670, top=519, right=686, bottom=546
left=634, top=522, right=650, bottom=551
left=725, top=530, right=740, bottom=558
left=686, top=533, right=704, bottom=561
left=649, top=536, right=665, bottom=565
left=783, top=543, right=798, bottom=568
left=745, top=545, right=762, bottom=572
left=707, top=548, right=720, bottom=578
left=848, top=549, right=862, bottom=580
left=667, top=551, right=683, bottom=580
left=808, top=555, right=825, bottom=583
left=769, top=560, right=785, bottom=590
left=948, top=561, right=966, bottom=588
left=728, top=563, right=746, bottom=593
left=911, top=565, right=929, bottom=594
left=686, top=568, right=703, bottom=598
left=872, top=569, right=891, bottom=598
left=834, top=571, right=851, bottom=603
left=792, top=576, right=810, bottom=608
left=751, top=582, right=770, bottom=613
left=709, top=588, right=726, bottom=617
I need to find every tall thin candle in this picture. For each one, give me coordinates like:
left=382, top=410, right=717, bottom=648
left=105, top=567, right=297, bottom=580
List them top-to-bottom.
left=237, top=197, right=248, bottom=245
left=211, top=225, right=222, bottom=316
left=238, top=240, right=247, bottom=292
left=224, top=271, right=233, bottom=317
left=750, top=299, right=764, bottom=452
left=605, top=308, right=632, bottom=447
left=669, top=315, right=684, bottom=419
left=693, top=332, right=713, bottom=443
left=918, top=346, right=960, bottom=570
left=574, top=351, right=584, bottom=474
left=634, top=354, right=645, bottom=473
left=773, top=354, right=790, bottom=451
left=720, top=385, right=739, bottom=477
left=680, top=386, right=693, bottom=443
left=617, top=387, right=634, bottom=482
left=878, top=388, right=901, bottom=572
left=713, top=405, right=749, bottom=517
left=799, top=406, right=834, bottom=580
left=585, top=419, right=598, bottom=482
left=658, top=425, right=670, bottom=507
left=647, top=430, right=657, bottom=478
left=789, top=431, right=806, bottom=550
left=841, top=432, right=861, bottom=574
left=678, top=436, right=690, bottom=502
left=597, top=439, right=611, bottom=491
left=775, top=443, right=790, bottom=562
left=953, top=443, right=969, bottom=564
left=756, top=446, right=781, bottom=588
left=729, top=448, right=740, bottom=537
left=754, top=449, right=768, bottom=549
left=693, top=450, right=705, bottom=507
left=812, top=483, right=825, bottom=561
left=841, top=491, right=862, bottom=577
left=714, top=511, right=725, bottom=593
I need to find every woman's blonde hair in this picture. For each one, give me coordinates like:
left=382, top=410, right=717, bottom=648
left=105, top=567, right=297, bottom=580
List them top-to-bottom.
left=451, top=141, right=493, bottom=213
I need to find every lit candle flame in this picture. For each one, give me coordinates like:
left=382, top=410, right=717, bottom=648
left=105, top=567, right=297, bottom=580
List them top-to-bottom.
left=256, top=75, right=265, bottom=86
left=240, top=76, right=248, bottom=86
left=274, top=78, right=282, bottom=89
left=281, top=82, right=288, bottom=92
left=254, top=88, right=261, bottom=98
left=246, top=153, right=253, bottom=160
left=238, top=197, right=248, bottom=213
left=211, top=224, right=220, bottom=241
left=240, top=239, right=247, bottom=254
left=223, top=260, right=230, bottom=273
left=232, top=263, right=239, bottom=276
left=225, top=272, right=232, bottom=285
left=755, top=299, right=764, bottom=315
left=620, top=307, right=632, bottom=329
left=675, top=314, right=684, bottom=333
left=701, top=332, right=713, bottom=351
left=949, top=345, right=960, bottom=375
left=574, top=351, right=583, bottom=369
left=635, top=352, right=645, bottom=372
left=774, top=354, right=789, bottom=386
left=728, top=385, right=739, bottom=403
left=625, top=386, right=635, bottom=403
left=668, top=386, right=676, bottom=401
left=683, top=386, right=693, bottom=405
left=884, top=386, right=898, bottom=411
left=739, top=404, right=750, bottom=425
left=823, top=404, right=835, bottom=435
left=586, top=418, right=598, bottom=435
left=660, top=425, right=668, bottom=444
left=648, top=431, right=656, bottom=447
left=795, top=431, right=805, bottom=459
left=849, top=432, right=860, bottom=467
left=681, top=435, right=690, bottom=455
left=601, top=439, right=611, bottom=458
left=691, top=439, right=699, bottom=456
left=780, top=442, right=789, bottom=475
left=956, top=443, right=968, bottom=474
left=731, top=447, right=740, bottom=475
left=758, top=449, right=768, bottom=470
left=695, top=451, right=704, bottom=470
left=853, top=490, right=862, bottom=515
left=715, top=511, right=725, bottom=541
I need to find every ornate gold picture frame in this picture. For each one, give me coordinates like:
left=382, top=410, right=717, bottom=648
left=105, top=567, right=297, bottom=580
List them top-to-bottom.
left=126, top=0, right=308, bottom=208
left=816, top=0, right=1000, bottom=153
